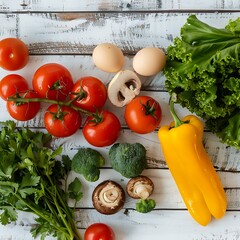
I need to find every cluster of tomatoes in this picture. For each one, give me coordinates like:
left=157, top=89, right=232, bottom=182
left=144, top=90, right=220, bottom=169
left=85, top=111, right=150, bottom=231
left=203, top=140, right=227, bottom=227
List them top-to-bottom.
left=0, top=38, right=162, bottom=148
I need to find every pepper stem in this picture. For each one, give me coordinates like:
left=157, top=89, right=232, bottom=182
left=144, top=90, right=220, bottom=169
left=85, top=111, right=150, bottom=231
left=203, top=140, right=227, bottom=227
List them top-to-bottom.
left=169, top=93, right=184, bottom=128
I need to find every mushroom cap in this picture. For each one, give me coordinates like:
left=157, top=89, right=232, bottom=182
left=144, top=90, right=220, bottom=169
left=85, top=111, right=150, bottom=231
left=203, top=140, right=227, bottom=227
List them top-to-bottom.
left=107, top=70, right=142, bottom=107
left=126, top=175, right=154, bottom=199
left=92, top=180, right=125, bottom=215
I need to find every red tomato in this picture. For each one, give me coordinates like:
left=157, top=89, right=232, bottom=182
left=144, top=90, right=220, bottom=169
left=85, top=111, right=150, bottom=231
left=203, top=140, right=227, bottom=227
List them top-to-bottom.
left=0, top=38, right=29, bottom=71
left=32, top=63, right=73, bottom=101
left=0, top=74, right=29, bottom=101
left=70, top=76, right=107, bottom=112
left=7, top=90, right=40, bottom=121
left=124, top=96, right=162, bottom=134
left=44, top=104, right=82, bottom=138
left=83, top=110, right=121, bottom=147
left=84, top=223, right=115, bottom=240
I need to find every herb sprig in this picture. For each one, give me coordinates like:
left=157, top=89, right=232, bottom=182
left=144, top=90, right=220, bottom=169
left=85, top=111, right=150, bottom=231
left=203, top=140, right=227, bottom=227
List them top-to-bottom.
left=0, top=120, right=82, bottom=240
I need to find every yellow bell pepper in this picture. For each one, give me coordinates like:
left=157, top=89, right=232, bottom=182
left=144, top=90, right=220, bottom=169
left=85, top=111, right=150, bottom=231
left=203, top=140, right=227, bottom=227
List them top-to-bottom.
left=158, top=94, right=227, bottom=226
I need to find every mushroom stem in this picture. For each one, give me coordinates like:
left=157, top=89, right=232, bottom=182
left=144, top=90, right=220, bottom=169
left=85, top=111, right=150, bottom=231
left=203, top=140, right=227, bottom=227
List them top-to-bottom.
left=133, top=183, right=151, bottom=200
left=99, top=187, right=120, bottom=207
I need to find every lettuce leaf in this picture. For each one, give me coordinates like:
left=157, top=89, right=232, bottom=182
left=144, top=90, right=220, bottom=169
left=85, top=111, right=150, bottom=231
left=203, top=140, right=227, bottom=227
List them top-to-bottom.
left=164, top=15, right=240, bottom=149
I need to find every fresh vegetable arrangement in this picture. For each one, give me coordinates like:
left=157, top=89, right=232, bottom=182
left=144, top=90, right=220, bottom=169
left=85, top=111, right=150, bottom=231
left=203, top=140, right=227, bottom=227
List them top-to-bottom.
left=1, top=12, right=237, bottom=237
left=164, top=15, right=240, bottom=149
left=0, top=35, right=165, bottom=239
left=0, top=121, right=83, bottom=239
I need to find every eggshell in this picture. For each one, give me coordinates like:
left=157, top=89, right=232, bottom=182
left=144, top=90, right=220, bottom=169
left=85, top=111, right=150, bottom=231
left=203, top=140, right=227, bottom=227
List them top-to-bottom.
left=92, top=43, right=125, bottom=73
left=133, top=47, right=166, bottom=76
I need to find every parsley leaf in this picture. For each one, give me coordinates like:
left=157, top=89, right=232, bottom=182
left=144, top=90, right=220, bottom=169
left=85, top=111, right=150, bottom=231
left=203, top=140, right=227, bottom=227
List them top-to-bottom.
left=0, top=121, right=82, bottom=240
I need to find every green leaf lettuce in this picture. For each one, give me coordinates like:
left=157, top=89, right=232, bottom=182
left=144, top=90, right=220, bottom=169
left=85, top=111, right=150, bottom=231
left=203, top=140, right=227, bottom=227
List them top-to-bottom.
left=164, top=15, right=240, bottom=149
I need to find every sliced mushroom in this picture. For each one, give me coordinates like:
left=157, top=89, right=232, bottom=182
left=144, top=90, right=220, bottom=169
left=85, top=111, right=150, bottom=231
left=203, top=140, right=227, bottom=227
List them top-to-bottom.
left=107, top=70, right=142, bottom=107
left=126, top=176, right=154, bottom=200
left=92, top=180, right=125, bottom=215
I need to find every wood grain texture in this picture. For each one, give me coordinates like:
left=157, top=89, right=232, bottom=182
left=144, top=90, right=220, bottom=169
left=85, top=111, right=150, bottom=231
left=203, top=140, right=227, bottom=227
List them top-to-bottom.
left=0, top=0, right=240, bottom=12
left=0, top=12, right=238, bottom=54
left=0, top=14, right=17, bottom=37
left=0, top=54, right=161, bottom=85
left=0, top=55, right=166, bottom=91
left=51, top=130, right=240, bottom=171
left=64, top=169, right=240, bottom=210
left=0, top=210, right=239, bottom=240
left=75, top=210, right=240, bottom=240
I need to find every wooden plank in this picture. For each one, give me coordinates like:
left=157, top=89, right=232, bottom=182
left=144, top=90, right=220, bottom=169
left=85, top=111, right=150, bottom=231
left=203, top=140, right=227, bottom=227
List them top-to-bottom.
left=0, top=0, right=240, bottom=12
left=6, top=12, right=238, bottom=54
left=0, top=14, right=17, bottom=37
left=0, top=55, right=166, bottom=90
left=0, top=55, right=164, bottom=89
left=51, top=129, right=240, bottom=171
left=0, top=167, right=238, bottom=238
left=66, top=169, right=240, bottom=210
left=0, top=209, right=239, bottom=240
left=76, top=210, right=240, bottom=240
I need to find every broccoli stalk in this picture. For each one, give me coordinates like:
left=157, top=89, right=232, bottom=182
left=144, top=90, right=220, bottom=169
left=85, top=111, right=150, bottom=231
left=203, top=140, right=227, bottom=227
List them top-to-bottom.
left=109, top=142, right=147, bottom=178
left=71, top=148, right=105, bottom=182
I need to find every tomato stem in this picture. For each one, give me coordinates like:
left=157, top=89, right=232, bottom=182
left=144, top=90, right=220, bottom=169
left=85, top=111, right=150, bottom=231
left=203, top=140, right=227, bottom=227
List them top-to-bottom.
left=68, top=87, right=87, bottom=105
left=7, top=96, right=94, bottom=117
left=141, top=99, right=158, bottom=121
left=88, top=110, right=103, bottom=125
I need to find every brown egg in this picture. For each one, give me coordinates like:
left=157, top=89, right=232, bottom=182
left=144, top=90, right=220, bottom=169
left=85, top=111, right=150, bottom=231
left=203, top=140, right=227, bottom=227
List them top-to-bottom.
left=92, top=43, right=125, bottom=73
left=133, top=47, right=166, bottom=76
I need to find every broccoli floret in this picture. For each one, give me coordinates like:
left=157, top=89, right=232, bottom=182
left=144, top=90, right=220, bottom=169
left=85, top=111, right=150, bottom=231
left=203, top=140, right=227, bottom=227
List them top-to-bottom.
left=109, top=142, right=147, bottom=178
left=71, top=148, right=105, bottom=182
left=136, top=199, right=156, bottom=213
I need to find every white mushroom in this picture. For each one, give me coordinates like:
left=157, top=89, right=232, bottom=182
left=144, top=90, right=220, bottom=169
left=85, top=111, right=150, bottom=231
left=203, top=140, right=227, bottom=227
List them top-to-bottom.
left=107, top=70, right=142, bottom=107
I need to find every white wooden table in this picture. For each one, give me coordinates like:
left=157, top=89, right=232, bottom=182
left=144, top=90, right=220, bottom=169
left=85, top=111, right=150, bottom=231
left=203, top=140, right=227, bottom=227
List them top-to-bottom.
left=0, top=1, right=239, bottom=239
